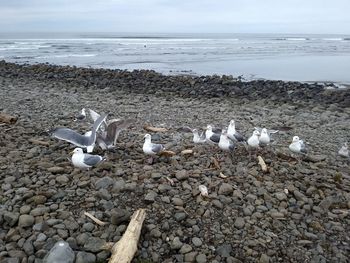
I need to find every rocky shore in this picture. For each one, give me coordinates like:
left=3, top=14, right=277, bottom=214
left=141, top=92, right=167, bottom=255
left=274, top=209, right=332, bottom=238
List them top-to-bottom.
left=0, top=61, right=349, bottom=263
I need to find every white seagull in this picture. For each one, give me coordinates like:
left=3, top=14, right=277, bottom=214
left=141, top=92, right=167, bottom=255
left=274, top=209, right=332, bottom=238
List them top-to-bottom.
left=74, top=108, right=86, bottom=121
left=50, top=113, right=108, bottom=153
left=96, top=118, right=134, bottom=150
left=227, top=120, right=245, bottom=143
left=205, top=125, right=221, bottom=145
left=254, top=127, right=279, bottom=145
left=192, top=128, right=206, bottom=144
left=259, top=128, right=271, bottom=145
left=218, top=130, right=235, bottom=153
left=247, top=130, right=260, bottom=149
left=247, top=130, right=260, bottom=159
left=143, top=134, right=165, bottom=164
left=143, top=134, right=164, bottom=155
left=289, top=136, right=307, bottom=155
left=338, top=143, right=349, bottom=158
left=70, top=148, right=105, bottom=169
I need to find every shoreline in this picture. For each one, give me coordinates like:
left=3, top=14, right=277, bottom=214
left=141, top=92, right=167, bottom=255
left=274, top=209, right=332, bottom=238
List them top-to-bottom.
left=0, top=60, right=349, bottom=262
left=1, top=60, right=349, bottom=107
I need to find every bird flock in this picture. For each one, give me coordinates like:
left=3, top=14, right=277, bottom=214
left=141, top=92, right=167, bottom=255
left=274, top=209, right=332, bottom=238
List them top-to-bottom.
left=49, top=108, right=349, bottom=169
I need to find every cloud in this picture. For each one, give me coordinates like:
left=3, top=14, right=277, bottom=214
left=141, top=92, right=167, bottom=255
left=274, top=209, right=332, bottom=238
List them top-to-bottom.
left=0, top=0, right=349, bottom=34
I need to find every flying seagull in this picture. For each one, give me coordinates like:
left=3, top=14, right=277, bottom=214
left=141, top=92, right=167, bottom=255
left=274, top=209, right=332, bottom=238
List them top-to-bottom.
left=50, top=113, right=108, bottom=153
left=96, top=118, right=134, bottom=150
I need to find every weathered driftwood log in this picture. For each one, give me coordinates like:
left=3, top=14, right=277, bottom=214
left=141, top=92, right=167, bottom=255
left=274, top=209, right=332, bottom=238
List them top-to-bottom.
left=0, top=113, right=17, bottom=124
left=109, top=209, right=146, bottom=263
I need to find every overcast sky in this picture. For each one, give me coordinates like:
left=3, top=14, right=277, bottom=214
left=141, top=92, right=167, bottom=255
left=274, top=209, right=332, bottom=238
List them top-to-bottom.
left=1, top=0, right=349, bottom=34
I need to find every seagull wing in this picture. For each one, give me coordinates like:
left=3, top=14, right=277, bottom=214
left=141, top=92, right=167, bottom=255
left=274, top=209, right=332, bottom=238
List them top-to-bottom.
left=88, top=109, right=101, bottom=122
left=88, top=113, right=108, bottom=146
left=105, top=119, right=134, bottom=147
left=51, top=128, right=90, bottom=147
left=212, top=128, right=222, bottom=134
left=267, top=129, right=279, bottom=134
left=199, top=131, right=206, bottom=141
left=234, top=131, right=245, bottom=142
left=210, top=133, right=221, bottom=144
left=299, top=140, right=307, bottom=154
left=151, top=143, right=164, bottom=154
left=83, top=154, right=103, bottom=166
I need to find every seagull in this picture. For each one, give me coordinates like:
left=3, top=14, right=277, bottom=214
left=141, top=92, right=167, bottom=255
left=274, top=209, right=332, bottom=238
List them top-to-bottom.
left=74, top=108, right=86, bottom=121
left=88, top=108, right=101, bottom=122
left=50, top=113, right=108, bottom=153
left=96, top=118, right=134, bottom=150
left=227, top=120, right=245, bottom=143
left=205, top=125, right=221, bottom=145
left=254, top=127, right=279, bottom=145
left=192, top=128, right=206, bottom=144
left=218, top=130, right=235, bottom=153
left=247, top=130, right=260, bottom=159
left=247, top=130, right=260, bottom=149
left=143, top=134, right=165, bottom=164
left=143, top=134, right=164, bottom=155
left=289, top=136, right=307, bottom=155
left=338, top=143, right=349, bottom=158
left=70, top=148, right=105, bottom=169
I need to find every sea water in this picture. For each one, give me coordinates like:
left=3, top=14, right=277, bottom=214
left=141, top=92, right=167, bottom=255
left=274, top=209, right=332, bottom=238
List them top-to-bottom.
left=0, top=32, right=349, bottom=84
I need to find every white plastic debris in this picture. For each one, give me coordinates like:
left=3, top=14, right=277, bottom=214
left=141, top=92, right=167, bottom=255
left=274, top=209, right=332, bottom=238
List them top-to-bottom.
left=198, top=185, right=209, bottom=197
left=43, top=241, right=75, bottom=263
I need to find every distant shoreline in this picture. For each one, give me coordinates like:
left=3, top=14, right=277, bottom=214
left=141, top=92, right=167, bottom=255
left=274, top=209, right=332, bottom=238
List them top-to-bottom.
left=1, top=60, right=349, bottom=107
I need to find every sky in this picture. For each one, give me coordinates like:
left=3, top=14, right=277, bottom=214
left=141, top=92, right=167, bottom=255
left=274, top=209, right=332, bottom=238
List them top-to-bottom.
left=0, top=0, right=350, bottom=34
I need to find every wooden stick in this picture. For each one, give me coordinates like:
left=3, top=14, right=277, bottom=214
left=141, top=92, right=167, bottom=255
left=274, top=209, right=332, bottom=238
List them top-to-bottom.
left=0, top=113, right=17, bottom=124
left=143, top=125, right=168, bottom=132
left=29, top=138, right=50, bottom=146
left=181, top=149, right=193, bottom=155
left=159, top=150, right=176, bottom=157
left=257, top=155, right=268, bottom=173
left=210, top=157, right=220, bottom=170
left=109, top=209, right=146, bottom=263
left=84, top=212, right=107, bottom=226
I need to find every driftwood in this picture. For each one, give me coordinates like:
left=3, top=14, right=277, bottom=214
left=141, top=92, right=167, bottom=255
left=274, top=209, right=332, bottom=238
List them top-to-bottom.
left=0, top=113, right=17, bottom=124
left=143, top=125, right=168, bottom=132
left=28, top=138, right=50, bottom=146
left=181, top=149, right=193, bottom=155
left=159, top=150, right=176, bottom=157
left=257, top=155, right=268, bottom=173
left=210, top=157, right=221, bottom=170
left=219, top=172, right=228, bottom=179
left=109, top=209, right=146, bottom=263
left=84, top=212, right=107, bottom=226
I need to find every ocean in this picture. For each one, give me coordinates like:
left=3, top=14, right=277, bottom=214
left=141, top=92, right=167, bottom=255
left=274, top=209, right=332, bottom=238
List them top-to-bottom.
left=0, top=32, right=350, bottom=84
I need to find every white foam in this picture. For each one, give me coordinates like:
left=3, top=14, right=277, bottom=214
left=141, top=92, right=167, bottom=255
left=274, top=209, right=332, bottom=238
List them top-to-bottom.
left=286, top=38, right=308, bottom=41
left=322, top=38, right=343, bottom=41
left=38, top=54, right=96, bottom=58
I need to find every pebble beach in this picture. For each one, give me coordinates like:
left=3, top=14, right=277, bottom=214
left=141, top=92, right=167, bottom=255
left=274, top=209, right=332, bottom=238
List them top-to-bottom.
left=0, top=61, right=349, bottom=262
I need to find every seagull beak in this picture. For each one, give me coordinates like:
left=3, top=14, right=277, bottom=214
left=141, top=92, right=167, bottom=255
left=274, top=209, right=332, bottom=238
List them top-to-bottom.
left=69, top=150, right=74, bottom=155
